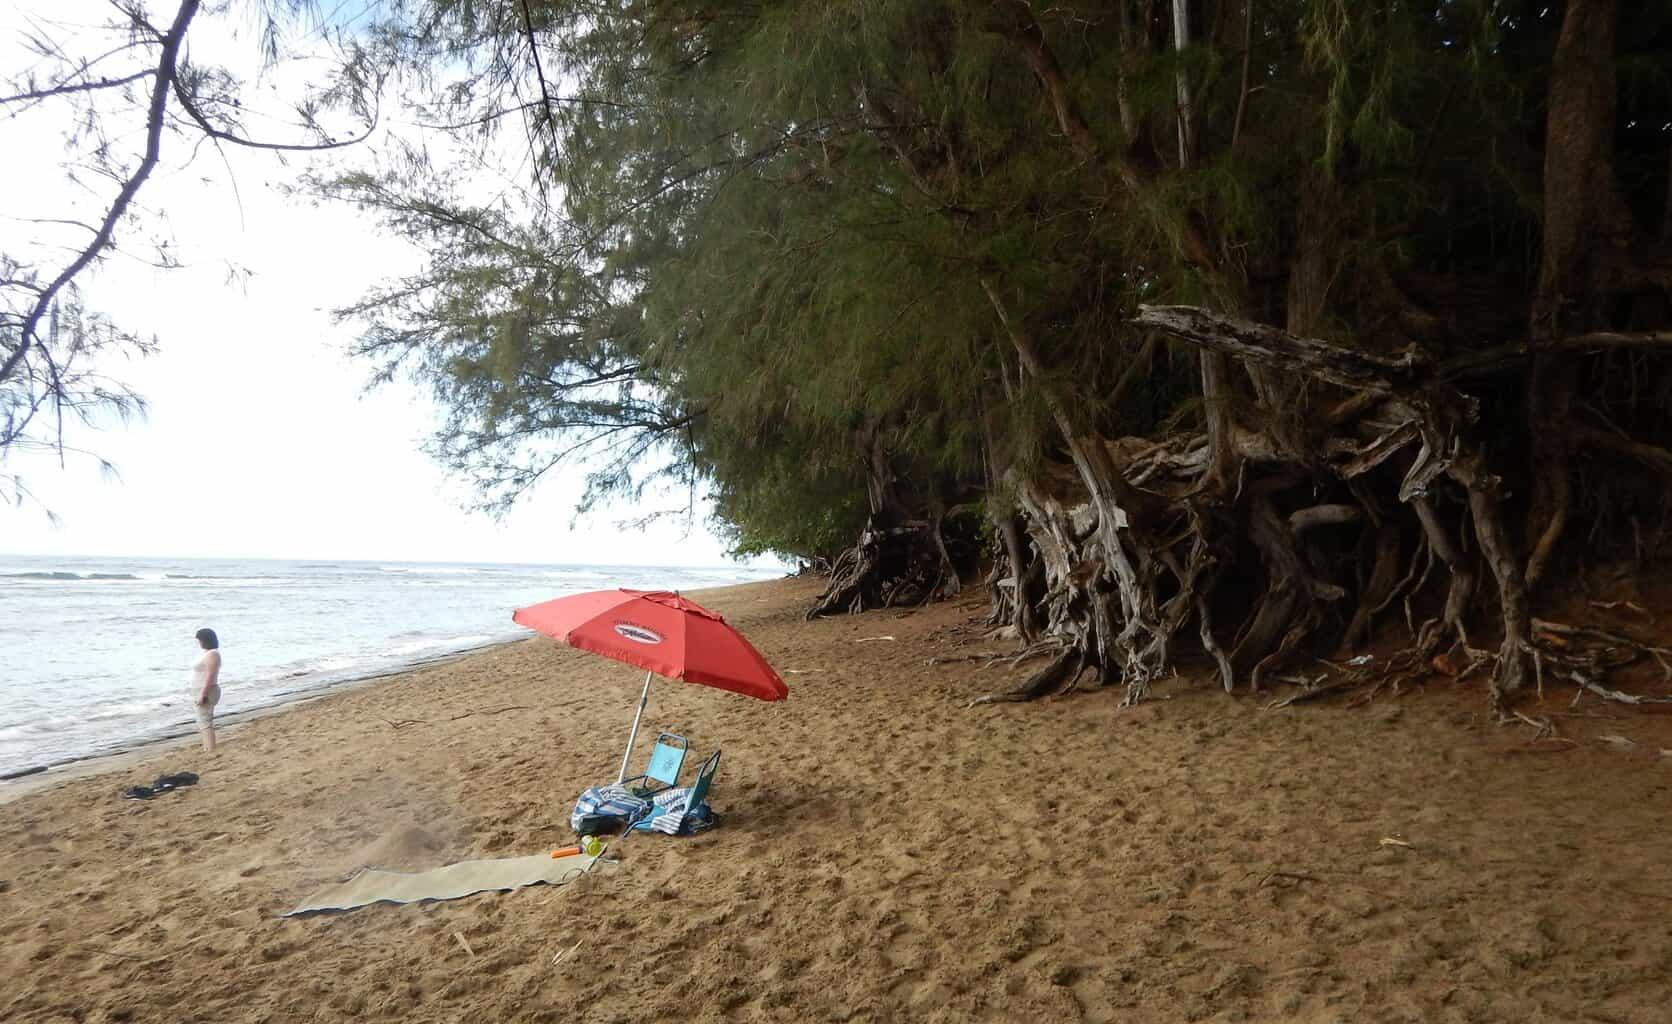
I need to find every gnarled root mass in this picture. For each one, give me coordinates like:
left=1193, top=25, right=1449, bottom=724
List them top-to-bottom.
left=967, top=307, right=1672, bottom=711
left=806, top=516, right=962, bottom=619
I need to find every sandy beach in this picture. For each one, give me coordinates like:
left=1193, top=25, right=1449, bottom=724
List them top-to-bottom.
left=3, top=576, right=1671, bottom=1023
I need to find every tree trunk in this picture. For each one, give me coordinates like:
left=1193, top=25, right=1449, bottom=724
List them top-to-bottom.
left=1170, top=0, right=1197, bottom=168
left=1526, top=0, right=1629, bottom=592
left=995, top=512, right=1038, bottom=641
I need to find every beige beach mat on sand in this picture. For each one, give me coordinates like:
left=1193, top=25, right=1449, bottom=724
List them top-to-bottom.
left=284, top=852, right=599, bottom=916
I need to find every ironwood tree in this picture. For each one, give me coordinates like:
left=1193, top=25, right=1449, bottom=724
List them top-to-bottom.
left=327, top=0, right=1672, bottom=711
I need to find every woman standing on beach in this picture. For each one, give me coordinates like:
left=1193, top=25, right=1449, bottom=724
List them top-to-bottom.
left=192, top=628, right=222, bottom=753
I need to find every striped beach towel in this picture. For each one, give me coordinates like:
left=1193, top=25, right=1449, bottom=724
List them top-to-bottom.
left=570, top=784, right=652, bottom=832
left=639, top=784, right=716, bottom=835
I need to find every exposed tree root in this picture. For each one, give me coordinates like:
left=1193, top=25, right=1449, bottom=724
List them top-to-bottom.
left=963, top=305, right=1525, bottom=708
left=969, top=305, right=1672, bottom=713
left=806, top=519, right=955, bottom=619
left=1249, top=610, right=1672, bottom=714
left=1529, top=618, right=1672, bottom=705
left=929, top=641, right=1060, bottom=670
left=967, top=645, right=1086, bottom=707
left=1263, top=674, right=1360, bottom=710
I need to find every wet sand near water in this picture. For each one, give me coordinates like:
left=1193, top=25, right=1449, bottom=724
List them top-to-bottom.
left=3, top=577, right=1671, bottom=1022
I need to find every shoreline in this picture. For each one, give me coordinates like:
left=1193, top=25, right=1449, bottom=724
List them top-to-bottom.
left=2, top=558, right=791, bottom=790
left=1, top=576, right=792, bottom=804
left=0, top=636, right=526, bottom=805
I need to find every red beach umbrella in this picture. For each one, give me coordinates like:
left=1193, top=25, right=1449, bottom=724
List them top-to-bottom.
left=512, top=589, right=787, bottom=782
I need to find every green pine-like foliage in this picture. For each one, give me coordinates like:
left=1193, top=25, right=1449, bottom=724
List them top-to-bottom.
left=321, top=0, right=1671, bottom=563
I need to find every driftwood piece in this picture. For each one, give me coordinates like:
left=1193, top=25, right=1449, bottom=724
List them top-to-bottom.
left=1135, top=305, right=1428, bottom=393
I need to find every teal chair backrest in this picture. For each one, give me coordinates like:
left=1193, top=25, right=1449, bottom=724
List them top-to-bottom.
left=644, top=733, right=688, bottom=788
left=685, top=750, right=721, bottom=809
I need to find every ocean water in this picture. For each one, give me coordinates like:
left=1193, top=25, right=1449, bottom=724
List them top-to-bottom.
left=0, top=555, right=784, bottom=776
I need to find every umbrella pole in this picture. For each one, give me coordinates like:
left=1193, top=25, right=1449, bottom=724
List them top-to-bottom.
left=617, top=669, right=654, bottom=785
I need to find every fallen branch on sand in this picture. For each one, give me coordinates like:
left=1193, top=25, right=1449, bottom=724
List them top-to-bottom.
left=1589, top=599, right=1650, bottom=617
left=1526, top=619, right=1672, bottom=706
left=926, top=650, right=1007, bottom=666
left=448, top=705, right=533, bottom=721
left=1497, top=710, right=1562, bottom=743
left=1257, top=871, right=1319, bottom=888
left=550, top=937, right=584, bottom=967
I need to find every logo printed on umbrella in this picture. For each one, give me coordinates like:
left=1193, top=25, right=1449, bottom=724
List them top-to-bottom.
left=613, top=622, right=664, bottom=645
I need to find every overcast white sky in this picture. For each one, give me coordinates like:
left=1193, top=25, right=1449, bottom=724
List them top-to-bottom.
left=2, top=1, right=772, bottom=568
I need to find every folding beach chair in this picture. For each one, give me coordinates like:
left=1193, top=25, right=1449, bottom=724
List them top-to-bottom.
left=621, top=732, right=688, bottom=798
left=570, top=733, right=689, bottom=836
left=632, top=750, right=721, bottom=836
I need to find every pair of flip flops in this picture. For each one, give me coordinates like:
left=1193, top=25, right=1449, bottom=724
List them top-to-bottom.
left=121, top=771, right=200, bottom=801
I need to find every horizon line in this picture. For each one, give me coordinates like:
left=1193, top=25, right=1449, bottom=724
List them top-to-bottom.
left=0, top=552, right=789, bottom=569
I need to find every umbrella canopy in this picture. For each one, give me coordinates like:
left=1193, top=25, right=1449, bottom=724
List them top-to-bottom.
left=512, top=589, right=787, bottom=784
left=512, top=589, right=787, bottom=701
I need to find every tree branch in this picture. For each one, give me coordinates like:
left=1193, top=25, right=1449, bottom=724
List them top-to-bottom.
left=1, top=0, right=201, bottom=390
left=515, top=0, right=561, bottom=158
left=1230, top=1, right=1253, bottom=152
left=0, top=68, right=153, bottom=106
left=169, top=76, right=378, bottom=153
left=1133, top=304, right=1426, bottom=392
left=1139, top=307, right=1672, bottom=394
left=1438, top=331, right=1672, bottom=380
left=1574, top=425, right=1672, bottom=476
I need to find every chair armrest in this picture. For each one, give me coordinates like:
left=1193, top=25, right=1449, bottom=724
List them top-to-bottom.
left=619, top=773, right=669, bottom=797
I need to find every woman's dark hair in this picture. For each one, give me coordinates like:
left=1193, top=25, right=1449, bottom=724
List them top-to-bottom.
left=195, top=628, right=219, bottom=650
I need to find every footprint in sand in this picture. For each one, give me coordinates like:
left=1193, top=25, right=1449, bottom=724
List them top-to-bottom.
left=258, top=940, right=295, bottom=962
